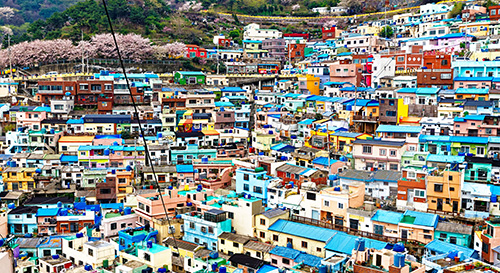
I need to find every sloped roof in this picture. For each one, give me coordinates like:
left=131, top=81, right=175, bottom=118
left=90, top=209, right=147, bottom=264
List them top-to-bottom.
left=371, top=210, right=403, bottom=225
left=268, top=219, right=336, bottom=242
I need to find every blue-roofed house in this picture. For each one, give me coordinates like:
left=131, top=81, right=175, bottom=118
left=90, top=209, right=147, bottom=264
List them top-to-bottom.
left=376, top=125, right=422, bottom=151
left=270, top=143, right=296, bottom=160
left=312, top=157, right=349, bottom=174
left=176, top=164, right=195, bottom=184
left=36, top=208, right=61, bottom=235
left=371, top=210, right=403, bottom=238
left=399, top=210, right=438, bottom=244
left=267, top=219, right=337, bottom=257
left=324, top=233, right=387, bottom=256
left=37, top=235, right=65, bottom=257
left=424, top=239, right=479, bottom=260
left=269, top=246, right=323, bottom=269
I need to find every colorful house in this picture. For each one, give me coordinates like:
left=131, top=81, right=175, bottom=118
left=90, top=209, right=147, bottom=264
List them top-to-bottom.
left=174, top=71, right=206, bottom=85
left=434, top=221, right=473, bottom=247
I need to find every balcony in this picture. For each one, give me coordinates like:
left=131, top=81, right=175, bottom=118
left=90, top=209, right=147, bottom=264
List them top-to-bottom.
left=353, top=115, right=379, bottom=122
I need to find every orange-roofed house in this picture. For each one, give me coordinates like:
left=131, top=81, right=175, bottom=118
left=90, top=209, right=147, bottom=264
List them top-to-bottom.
left=399, top=116, right=421, bottom=126
left=58, top=136, right=95, bottom=155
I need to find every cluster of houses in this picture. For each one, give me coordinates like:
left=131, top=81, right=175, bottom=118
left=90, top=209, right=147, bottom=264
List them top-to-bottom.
left=7, top=1, right=500, bottom=273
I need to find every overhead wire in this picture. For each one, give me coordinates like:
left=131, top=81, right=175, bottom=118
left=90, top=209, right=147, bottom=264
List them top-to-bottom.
left=100, top=0, right=180, bottom=252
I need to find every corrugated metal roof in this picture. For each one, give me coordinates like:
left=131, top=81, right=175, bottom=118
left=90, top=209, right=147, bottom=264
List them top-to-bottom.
left=376, top=125, right=422, bottom=134
left=426, top=154, right=464, bottom=163
left=176, top=165, right=194, bottom=173
left=371, top=210, right=403, bottom=225
left=402, top=210, right=438, bottom=228
left=268, top=219, right=337, bottom=242
left=324, top=232, right=387, bottom=254
left=425, top=240, right=478, bottom=259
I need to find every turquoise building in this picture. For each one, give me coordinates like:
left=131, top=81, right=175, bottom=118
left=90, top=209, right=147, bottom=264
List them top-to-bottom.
left=434, top=221, right=472, bottom=247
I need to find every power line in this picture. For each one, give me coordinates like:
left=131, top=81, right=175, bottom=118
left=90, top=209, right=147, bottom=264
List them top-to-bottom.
left=100, top=0, right=179, bottom=252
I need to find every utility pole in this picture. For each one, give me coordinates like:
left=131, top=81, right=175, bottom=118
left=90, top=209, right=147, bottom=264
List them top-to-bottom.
left=81, top=29, right=85, bottom=73
left=8, top=34, right=13, bottom=80
left=217, top=40, right=220, bottom=75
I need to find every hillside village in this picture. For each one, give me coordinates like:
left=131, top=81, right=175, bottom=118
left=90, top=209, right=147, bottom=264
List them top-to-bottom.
left=5, top=1, right=500, bottom=273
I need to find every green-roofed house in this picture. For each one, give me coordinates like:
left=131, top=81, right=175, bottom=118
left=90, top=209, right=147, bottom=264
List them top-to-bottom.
left=174, top=71, right=206, bottom=85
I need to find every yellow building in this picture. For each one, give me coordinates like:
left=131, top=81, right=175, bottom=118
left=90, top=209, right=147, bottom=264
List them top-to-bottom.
left=459, top=21, right=491, bottom=37
left=357, top=25, right=382, bottom=36
left=298, top=74, right=320, bottom=95
left=83, top=122, right=117, bottom=134
left=251, top=131, right=277, bottom=156
left=330, top=132, right=371, bottom=154
left=58, top=136, right=95, bottom=154
left=291, top=146, right=327, bottom=167
left=2, top=167, right=36, bottom=191
left=427, top=170, right=462, bottom=213
left=153, top=219, right=184, bottom=244
left=218, top=232, right=252, bottom=256
left=242, top=240, right=273, bottom=262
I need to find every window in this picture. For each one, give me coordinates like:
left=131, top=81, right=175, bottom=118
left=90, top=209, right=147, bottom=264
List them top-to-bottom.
left=362, top=146, right=372, bottom=154
left=477, top=147, right=485, bottom=155
left=380, top=149, right=386, bottom=156
left=390, top=150, right=397, bottom=157
left=390, top=164, right=398, bottom=171
left=243, top=174, right=249, bottom=181
left=243, top=184, right=250, bottom=191
left=434, top=184, right=443, bottom=192
left=254, top=186, right=263, bottom=194
left=450, top=187, right=455, bottom=192
left=415, top=189, right=425, bottom=198
left=306, top=192, right=316, bottom=201
left=324, top=200, right=330, bottom=207
left=338, top=203, right=344, bottom=209
left=260, top=219, right=266, bottom=225
left=189, top=222, right=195, bottom=229
left=111, top=223, right=117, bottom=230
left=260, top=231, right=265, bottom=238
left=440, top=233, right=447, bottom=239
left=273, top=234, right=279, bottom=241
left=424, top=235, right=432, bottom=240
left=450, top=236, right=457, bottom=244
left=287, top=238, right=293, bottom=244
left=220, top=239, right=225, bottom=245
left=301, top=241, right=308, bottom=248
left=233, top=242, right=239, bottom=248
left=483, top=242, right=489, bottom=254
left=316, top=247, right=322, bottom=252
left=88, top=249, right=93, bottom=256
left=144, top=253, right=151, bottom=261
left=282, top=258, right=290, bottom=265
left=272, top=259, right=278, bottom=264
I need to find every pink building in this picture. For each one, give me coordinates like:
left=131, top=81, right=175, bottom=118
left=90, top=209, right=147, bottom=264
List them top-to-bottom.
left=427, top=34, right=474, bottom=53
left=329, top=62, right=360, bottom=87
left=454, top=78, right=492, bottom=89
left=16, top=107, right=48, bottom=130
left=93, top=136, right=124, bottom=146
left=312, top=158, right=349, bottom=174
left=135, top=185, right=215, bottom=228
left=36, top=208, right=60, bottom=235
left=101, top=211, right=137, bottom=238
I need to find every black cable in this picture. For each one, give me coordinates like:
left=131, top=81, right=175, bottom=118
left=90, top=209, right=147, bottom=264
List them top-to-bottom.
left=100, top=0, right=179, bottom=252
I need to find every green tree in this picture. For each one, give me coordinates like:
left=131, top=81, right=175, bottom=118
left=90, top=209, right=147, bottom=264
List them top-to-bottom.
left=484, top=0, right=496, bottom=9
left=448, top=2, right=464, bottom=19
left=379, top=26, right=393, bottom=38
left=228, top=29, right=240, bottom=39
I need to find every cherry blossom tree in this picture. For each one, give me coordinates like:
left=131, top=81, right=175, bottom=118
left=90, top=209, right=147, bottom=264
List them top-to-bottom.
left=0, top=7, right=15, bottom=20
left=90, top=33, right=153, bottom=61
